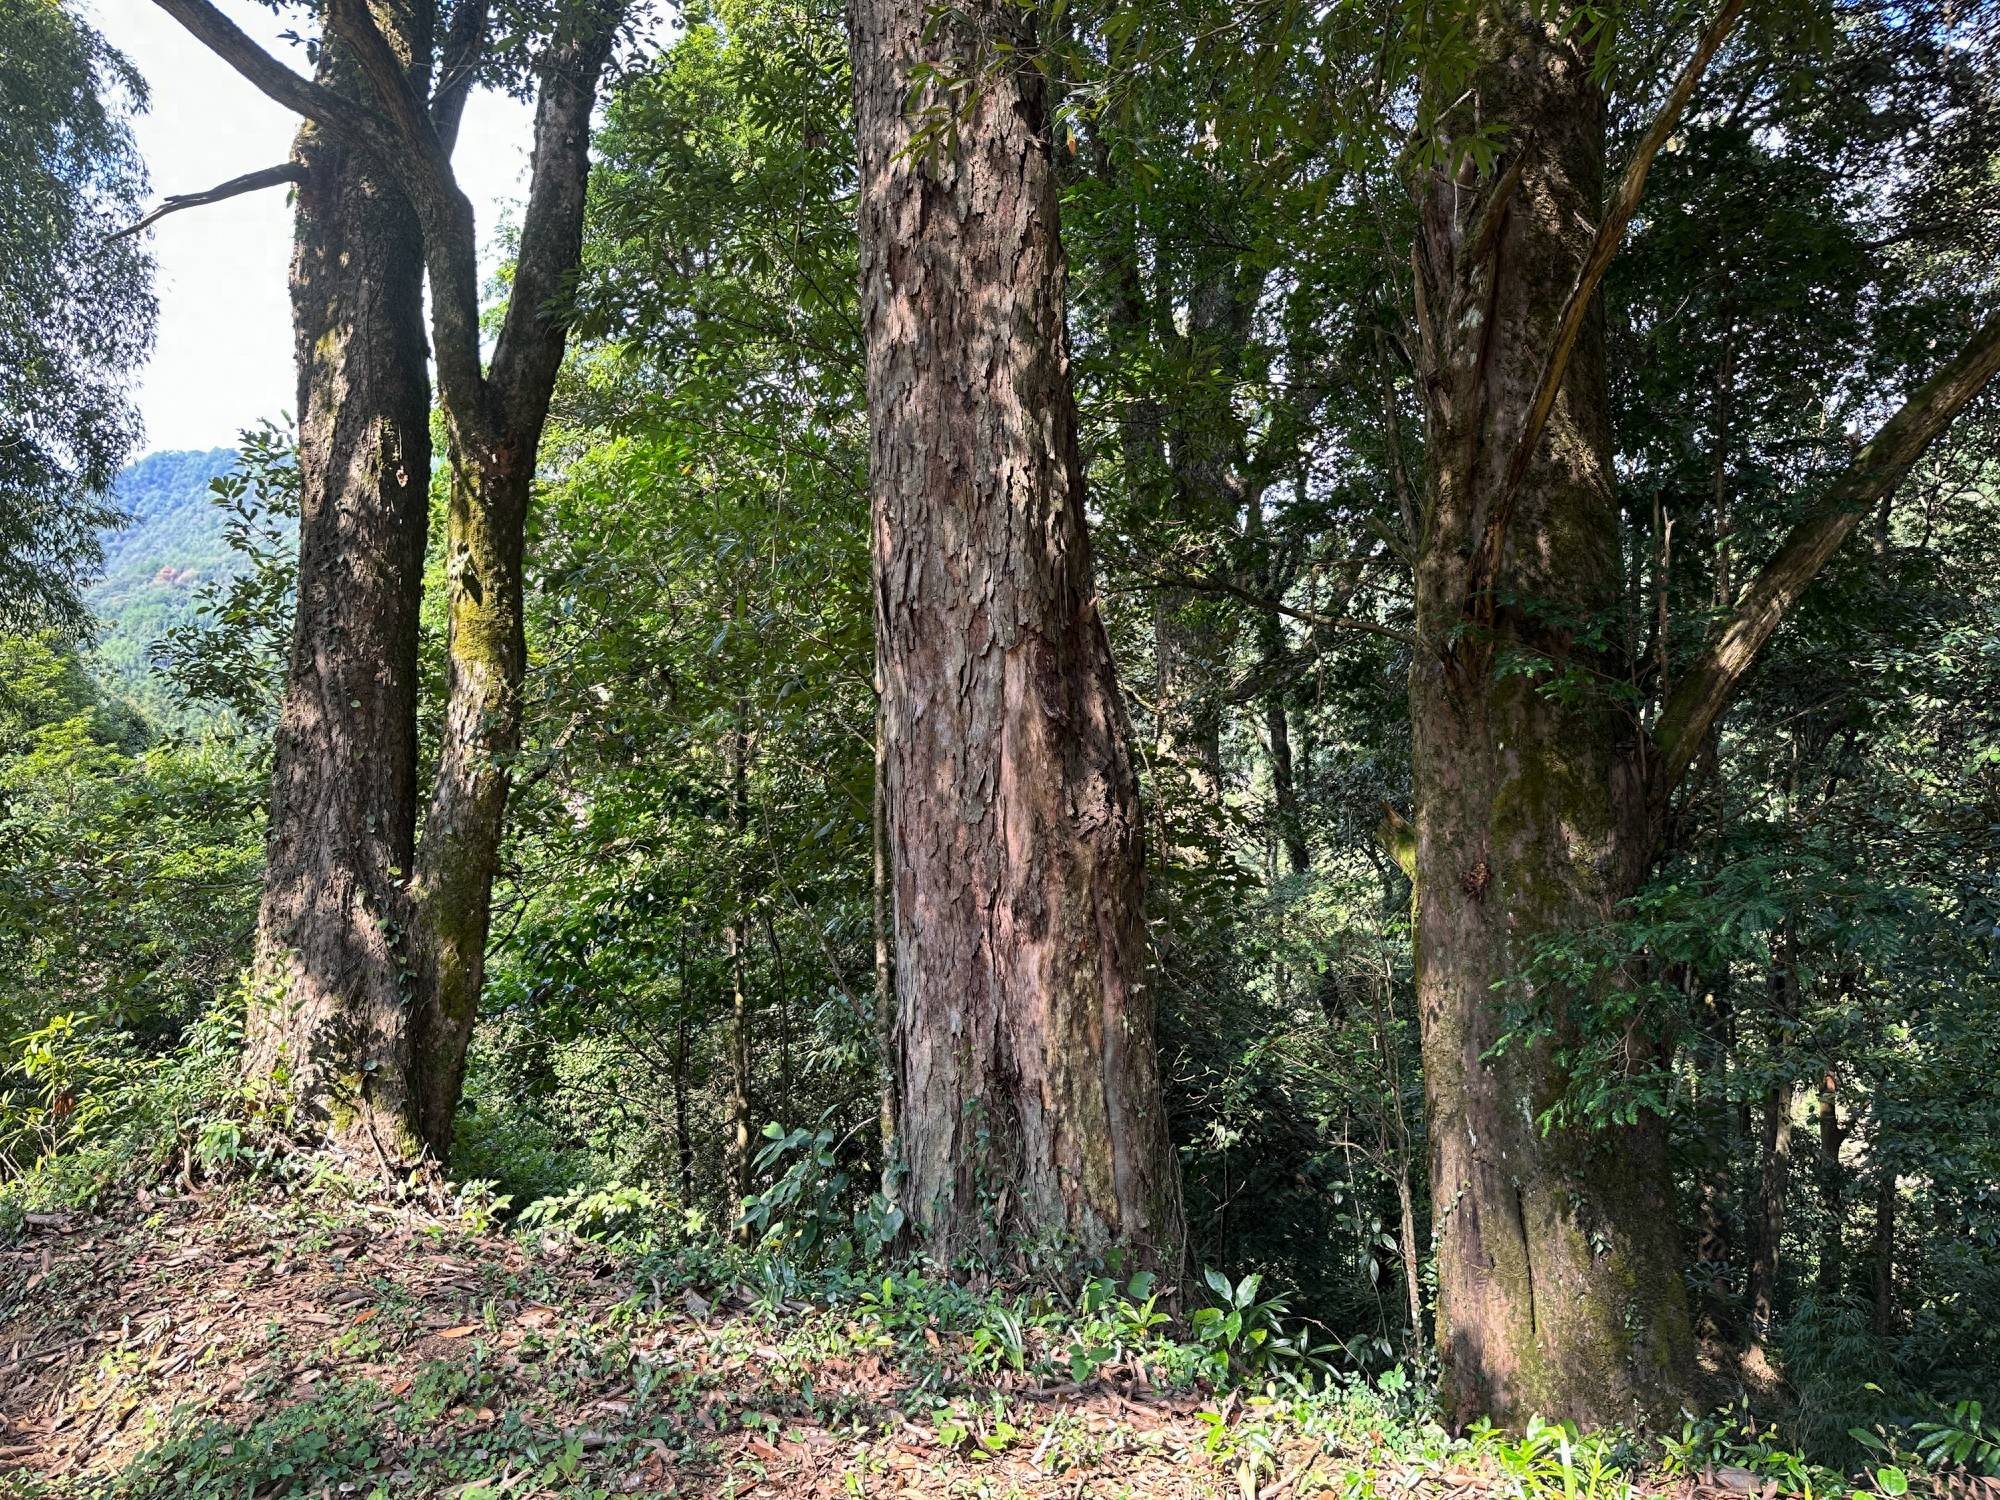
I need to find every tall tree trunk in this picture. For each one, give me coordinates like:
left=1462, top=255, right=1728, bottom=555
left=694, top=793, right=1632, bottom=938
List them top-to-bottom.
left=848, top=0, right=1185, bottom=1271
left=1407, top=8, right=1694, bottom=1425
left=400, top=13, right=621, bottom=1161
left=245, top=22, right=432, bottom=1164
left=408, top=448, right=533, bottom=1155
left=724, top=696, right=753, bottom=1214
left=1266, top=696, right=1309, bottom=874
left=674, top=925, right=695, bottom=1210
left=1814, top=1070, right=1845, bottom=1294
left=1747, top=1080, right=1796, bottom=1338
left=1870, top=1159, right=1898, bottom=1336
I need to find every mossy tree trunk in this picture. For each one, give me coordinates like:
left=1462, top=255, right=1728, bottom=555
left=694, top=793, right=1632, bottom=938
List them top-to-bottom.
left=161, top=0, right=628, bottom=1165
left=848, top=0, right=1186, bottom=1273
left=1402, top=0, right=2000, bottom=1426
left=1408, top=6, right=1697, bottom=1426
left=245, top=17, right=432, bottom=1165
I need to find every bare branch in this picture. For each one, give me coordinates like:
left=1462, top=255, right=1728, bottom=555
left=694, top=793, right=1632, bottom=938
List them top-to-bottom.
left=149, top=0, right=400, bottom=160
left=1466, top=0, right=1750, bottom=604
left=106, top=162, right=303, bottom=241
left=1653, top=309, right=2000, bottom=791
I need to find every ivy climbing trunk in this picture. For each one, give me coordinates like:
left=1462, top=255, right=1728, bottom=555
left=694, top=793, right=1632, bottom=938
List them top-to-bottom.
left=848, top=0, right=1186, bottom=1271
left=1407, top=6, right=1695, bottom=1426
left=245, top=22, right=432, bottom=1163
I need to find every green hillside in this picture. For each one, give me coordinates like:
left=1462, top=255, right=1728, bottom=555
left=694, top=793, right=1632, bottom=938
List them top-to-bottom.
left=86, top=447, right=243, bottom=691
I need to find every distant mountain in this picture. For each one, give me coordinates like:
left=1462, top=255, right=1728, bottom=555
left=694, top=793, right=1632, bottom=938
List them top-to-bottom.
left=87, top=448, right=243, bottom=689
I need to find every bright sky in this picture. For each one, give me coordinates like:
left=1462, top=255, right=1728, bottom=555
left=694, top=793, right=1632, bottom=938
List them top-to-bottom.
left=90, top=1, right=535, bottom=455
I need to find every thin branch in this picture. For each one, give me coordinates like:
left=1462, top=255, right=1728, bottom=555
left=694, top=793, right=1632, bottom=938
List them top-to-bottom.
left=151, top=0, right=489, bottom=425
left=1466, top=0, right=1750, bottom=605
left=106, top=162, right=304, bottom=241
left=1653, top=309, right=2000, bottom=792
left=1150, top=570, right=1417, bottom=647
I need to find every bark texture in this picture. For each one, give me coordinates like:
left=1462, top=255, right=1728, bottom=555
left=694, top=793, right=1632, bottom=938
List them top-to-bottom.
left=157, top=0, right=625, bottom=1165
left=848, top=0, right=1185, bottom=1271
left=1408, top=7, right=1694, bottom=1427
left=401, top=11, right=622, bottom=1158
left=244, top=16, right=432, bottom=1161
left=1747, top=1081, right=1796, bottom=1337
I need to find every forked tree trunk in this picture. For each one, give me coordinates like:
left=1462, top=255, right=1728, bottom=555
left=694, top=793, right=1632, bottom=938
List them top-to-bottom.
left=848, top=0, right=1185, bottom=1271
left=1409, top=8, right=1694, bottom=1426
left=402, top=14, right=621, bottom=1161
left=245, top=29, right=432, bottom=1163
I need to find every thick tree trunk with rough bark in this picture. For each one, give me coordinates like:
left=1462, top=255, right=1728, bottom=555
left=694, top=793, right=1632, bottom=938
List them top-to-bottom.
left=848, top=0, right=1185, bottom=1272
left=1390, top=0, right=1999, bottom=1422
left=1408, top=8, right=1695, bottom=1427
left=245, top=26, right=432, bottom=1163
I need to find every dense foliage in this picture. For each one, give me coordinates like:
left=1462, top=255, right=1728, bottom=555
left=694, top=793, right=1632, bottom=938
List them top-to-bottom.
left=0, top=0, right=155, bottom=635
left=1, top=0, right=1997, bottom=1482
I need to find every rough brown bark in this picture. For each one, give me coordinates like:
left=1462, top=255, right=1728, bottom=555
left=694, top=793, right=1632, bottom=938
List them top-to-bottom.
left=160, top=0, right=625, bottom=1166
left=848, top=0, right=1185, bottom=1271
left=1400, top=0, right=2000, bottom=1423
left=1408, top=6, right=1694, bottom=1427
left=244, top=17, right=432, bottom=1163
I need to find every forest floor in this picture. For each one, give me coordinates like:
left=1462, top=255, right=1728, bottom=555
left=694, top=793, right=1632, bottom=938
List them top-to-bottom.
left=0, top=1181, right=1824, bottom=1499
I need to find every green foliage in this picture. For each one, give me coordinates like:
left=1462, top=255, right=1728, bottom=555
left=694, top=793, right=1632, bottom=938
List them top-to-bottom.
left=0, top=0, right=155, bottom=635
left=153, top=424, right=299, bottom=722
left=0, top=632, right=264, bottom=1077
left=0, top=993, right=244, bottom=1209
left=741, top=1118, right=905, bottom=1264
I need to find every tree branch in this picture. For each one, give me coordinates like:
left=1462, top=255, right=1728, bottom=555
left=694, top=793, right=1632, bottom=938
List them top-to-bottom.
left=149, top=0, right=400, bottom=161
left=317, top=0, right=491, bottom=440
left=431, top=0, right=491, bottom=154
left=1466, top=0, right=1750, bottom=604
left=490, top=4, right=623, bottom=438
left=106, top=162, right=304, bottom=241
left=1653, top=309, right=2000, bottom=791
left=1150, top=570, right=1416, bottom=647
left=1376, top=802, right=1417, bottom=881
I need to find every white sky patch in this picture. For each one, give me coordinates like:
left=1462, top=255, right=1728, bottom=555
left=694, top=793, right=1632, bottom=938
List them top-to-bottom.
left=90, top=1, right=535, bottom=455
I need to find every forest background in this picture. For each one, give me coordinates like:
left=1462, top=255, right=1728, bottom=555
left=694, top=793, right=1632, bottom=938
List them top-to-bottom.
left=2, top=0, right=1998, bottom=1481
